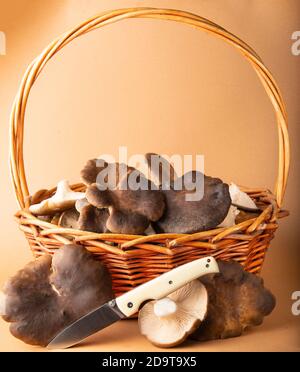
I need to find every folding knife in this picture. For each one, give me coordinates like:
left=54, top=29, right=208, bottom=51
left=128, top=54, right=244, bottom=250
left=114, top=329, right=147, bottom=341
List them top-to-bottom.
left=48, top=256, right=219, bottom=349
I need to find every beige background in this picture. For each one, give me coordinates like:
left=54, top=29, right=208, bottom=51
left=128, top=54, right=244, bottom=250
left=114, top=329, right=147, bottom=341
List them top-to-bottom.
left=0, top=0, right=299, bottom=351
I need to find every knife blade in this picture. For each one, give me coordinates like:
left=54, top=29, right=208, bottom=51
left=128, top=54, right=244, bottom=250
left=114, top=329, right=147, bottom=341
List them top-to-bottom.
left=47, top=256, right=219, bottom=349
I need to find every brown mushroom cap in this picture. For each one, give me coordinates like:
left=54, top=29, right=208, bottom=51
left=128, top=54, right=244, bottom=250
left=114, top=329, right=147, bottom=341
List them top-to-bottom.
left=144, top=153, right=177, bottom=188
left=80, top=158, right=134, bottom=187
left=86, top=169, right=165, bottom=234
left=154, top=171, right=231, bottom=234
left=75, top=198, right=89, bottom=213
left=78, top=204, right=110, bottom=233
left=58, top=208, right=80, bottom=229
left=1, top=244, right=113, bottom=346
left=50, top=244, right=113, bottom=314
left=191, top=260, right=276, bottom=341
left=138, top=280, right=208, bottom=348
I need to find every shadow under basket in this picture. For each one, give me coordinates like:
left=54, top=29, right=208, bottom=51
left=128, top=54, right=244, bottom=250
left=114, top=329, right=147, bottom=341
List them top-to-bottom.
left=10, top=8, right=290, bottom=297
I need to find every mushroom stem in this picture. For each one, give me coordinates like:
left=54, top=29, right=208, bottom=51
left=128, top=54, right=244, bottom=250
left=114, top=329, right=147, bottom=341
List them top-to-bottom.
left=0, top=292, right=7, bottom=316
left=153, top=298, right=177, bottom=318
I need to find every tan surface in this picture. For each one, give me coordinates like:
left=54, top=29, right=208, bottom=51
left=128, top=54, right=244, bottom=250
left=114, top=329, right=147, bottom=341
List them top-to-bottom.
left=0, top=0, right=299, bottom=351
left=0, top=316, right=299, bottom=352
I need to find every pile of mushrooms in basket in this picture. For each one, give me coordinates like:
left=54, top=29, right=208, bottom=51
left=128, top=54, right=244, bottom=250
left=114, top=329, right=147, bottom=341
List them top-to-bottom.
left=0, top=153, right=276, bottom=348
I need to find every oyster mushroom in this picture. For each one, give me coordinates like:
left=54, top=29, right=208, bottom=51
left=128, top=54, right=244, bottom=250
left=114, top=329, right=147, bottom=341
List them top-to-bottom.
left=140, top=153, right=178, bottom=189
left=81, top=158, right=134, bottom=188
left=86, top=169, right=165, bottom=234
left=154, top=171, right=231, bottom=234
left=29, top=180, right=85, bottom=216
left=229, top=183, right=258, bottom=211
left=75, top=198, right=89, bottom=213
left=78, top=204, right=110, bottom=233
left=218, top=205, right=240, bottom=228
left=58, top=208, right=80, bottom=229
left=51, top=213, right=61, bottom=225
left=144, top=224, right=157, bottom=236
left=1, top=244, right=113, bottom=346
left=191, top=260, right=276, bottom=341
left=139, top=280, right=208, bottom=348
left=0, top=292, right=6, bottom=316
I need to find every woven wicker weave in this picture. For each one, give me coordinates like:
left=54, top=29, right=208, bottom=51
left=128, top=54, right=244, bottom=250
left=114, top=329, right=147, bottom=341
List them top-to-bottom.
left=10, top=8, right=290, bottom=296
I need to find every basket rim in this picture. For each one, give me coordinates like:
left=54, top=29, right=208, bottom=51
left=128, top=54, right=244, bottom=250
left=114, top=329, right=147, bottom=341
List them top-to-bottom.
left=15, top=183, right=287, bottom=253
left=15, top=183, right=288, bottom=289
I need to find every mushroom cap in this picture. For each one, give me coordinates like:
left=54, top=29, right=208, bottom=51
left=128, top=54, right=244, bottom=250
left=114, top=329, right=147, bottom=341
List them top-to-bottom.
left=143, top=153, right=177, bottom=189
left=81, top=159, right=134, bottom=187
left=85, top=169, right=165, bottom=234
left=154, top=172, right=231, bottom=234
left=29, top=180, right=85, bottom=216
left=229, top=183, right=258, bottom=211
left=75, top=198, right=89, bottom=213
left=78, top=204, right=110, bottom=233
left=218, top=205, right=240, bottom=228
left=58, top=208, right=80, bottom=229
left=106, top=209, right=149, bottom=235
left=51, top=214, right=61, bottom=225
left=2, top=244, right=113, bottom=346
left=50, top=245, right=113, bottom=316
left=2, top=255, right=68, bottom=346
left=191, top=260, right=276, bottom=341
left=139, top=280, right=208, bottom=348
left=0, top=292, right=6, bottom=316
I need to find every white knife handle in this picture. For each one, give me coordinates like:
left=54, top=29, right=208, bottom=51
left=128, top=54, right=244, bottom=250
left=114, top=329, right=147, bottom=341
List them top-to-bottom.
left=116, top=256, right=219, bottom=316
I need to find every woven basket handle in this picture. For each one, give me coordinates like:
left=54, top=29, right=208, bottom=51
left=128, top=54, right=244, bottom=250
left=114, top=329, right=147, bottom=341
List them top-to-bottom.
left=9, top=7, right=290, bottom=209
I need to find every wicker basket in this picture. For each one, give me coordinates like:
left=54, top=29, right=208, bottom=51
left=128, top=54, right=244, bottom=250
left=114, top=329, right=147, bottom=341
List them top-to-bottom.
left=10, top=8, right=290, bottom=296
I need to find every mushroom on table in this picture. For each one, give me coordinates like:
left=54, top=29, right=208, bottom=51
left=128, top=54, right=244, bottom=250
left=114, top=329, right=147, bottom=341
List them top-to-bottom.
left=1, top=244, right=113, bottom=346
left=138, top=260, right=276, bottom=348
left=191, top=260, right=276, bottom=341
left=138, top=280, right=208, bottom=347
